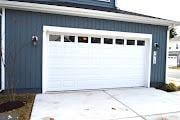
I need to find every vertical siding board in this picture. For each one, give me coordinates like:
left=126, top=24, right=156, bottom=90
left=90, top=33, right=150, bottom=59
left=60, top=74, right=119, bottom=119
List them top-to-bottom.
left=34, top=0, right=116, bottom=8
left=5, top=10, right=168, bottom=90
left=5, top=11, right=9, bottom=89
left=15, top=11, right=20, bottom=88
left=16, top=11, right=23, bottom=88
left=23, top=11, right=29, bottom=89
left=19, top=12, right=23, bottom=88
left=30, top=12, right=35, bottom=88
left=26, top=13, right=32, bottom=88
left=30, top=13, right=36, bottom=88
left=32, top=13, right=37, bottom=88
left=35, top=13, right=41, bottom=88
left=37, top=14, right=41, bottom=88
left=39, top=14, right=44, bottom=88
left=86, top=18, right=90, bottom=29
left=150, top=26, right=154, bottom=84
left=157, top=26, right=160, bottom=83
left=153, top=27, right=157, bottom=83
left=160, top=27, right=164, bottom=83
left=152, top=28, right=155, bottom=84
left=160, top=28, right=164, bottom=83
left=154, top=29, right=158, bottom=83
left=159, top=29, right=162, bottom=83
left=162, top=29, right=167, bottom=83
left=159, top=30, right=163, bottom=83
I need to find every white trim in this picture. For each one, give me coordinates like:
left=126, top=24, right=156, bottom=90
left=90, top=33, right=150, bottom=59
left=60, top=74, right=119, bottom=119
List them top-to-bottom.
left=98, top=0, right=111, bottom=2
left=115, top=0, right=120, bottom=9
left=0, top=1, right=179, bottom=26
left=1, top=8, right=5, bottom=90
left=0, top=12, right=1, bottom=90
left=42, top=26, right=152, bottom=93
left=44, top=26, right=152, bottom=39
left=166, top=28, right=170, bottom=84
left=42, top=29, right=48, bottom=93
left=147, top=36, right=152, bottom=87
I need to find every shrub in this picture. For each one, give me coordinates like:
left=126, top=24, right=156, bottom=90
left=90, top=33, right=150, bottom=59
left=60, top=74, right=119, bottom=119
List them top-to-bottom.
left=163, top=83, right=177, bottom=92
left=177, top=86, right=180, bottom=91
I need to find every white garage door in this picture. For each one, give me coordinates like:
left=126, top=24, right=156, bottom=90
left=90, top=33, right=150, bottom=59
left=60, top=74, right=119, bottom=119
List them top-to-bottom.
left=43, top=27, right=151, bottom=92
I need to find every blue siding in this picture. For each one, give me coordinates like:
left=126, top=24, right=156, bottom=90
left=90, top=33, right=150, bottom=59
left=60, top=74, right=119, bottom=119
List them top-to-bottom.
left=9, top=0, right=115, bottom=8
left=49, top=0, right=115, bottom=8
left=5, top=9, right=168, bottom=91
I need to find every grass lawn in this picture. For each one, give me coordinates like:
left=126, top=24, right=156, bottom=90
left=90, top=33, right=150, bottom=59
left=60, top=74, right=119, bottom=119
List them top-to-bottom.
left=169, top=67, right=180, bottom=70
left=176, top=67, right=180, bottom=70
left=0, top=94, right=35, bottom=120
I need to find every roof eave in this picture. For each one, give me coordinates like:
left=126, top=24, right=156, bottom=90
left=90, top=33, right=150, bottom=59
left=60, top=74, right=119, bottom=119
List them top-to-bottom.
left=0, top=0, right=180, bottom=27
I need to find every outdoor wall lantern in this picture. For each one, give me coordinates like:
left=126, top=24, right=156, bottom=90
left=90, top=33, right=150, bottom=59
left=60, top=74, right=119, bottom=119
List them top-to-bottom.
left=32, top=36, right=38, bottom=46
left=153, top=42, right=160, bottom=65
left=154, top=42, right=160, bottom=50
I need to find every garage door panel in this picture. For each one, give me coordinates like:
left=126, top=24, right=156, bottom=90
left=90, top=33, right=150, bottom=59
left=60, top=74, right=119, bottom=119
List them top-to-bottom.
left=45, top=32, right=149, bottom=91
left=48, top=48, right=145, bottom=57
left=48, top=52, right=144, bottom=61
left=48, top=56, right=145, bottom=63
left=47, top=57, right=145, bottom=64
left=47, top=64, right=145, bottom=70
left=47, top=65, right=145, bottom=72
left=47, top=66, right=145, bottom=73
left=47, top=68, right=145, bottom=81
left=47, top=72, right=145, bottom=78
left=47, top=79, right=145, bottom=91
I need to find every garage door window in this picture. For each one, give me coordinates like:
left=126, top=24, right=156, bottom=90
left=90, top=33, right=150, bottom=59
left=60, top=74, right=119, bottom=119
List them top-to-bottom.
left=49, top=35, right=61, bottom=42
left=64, top=36, right=75, bottom=42
left=78, top=36, right=88, bottom=43
left=91, top=37, right=101, bottom=44
left=104, top=38, right=113, bottom=44
left=116, top=39, right=124, bottom=45
left=127, top=40, right=135, bottom=45
left=137, top=40, right=145, bottom=46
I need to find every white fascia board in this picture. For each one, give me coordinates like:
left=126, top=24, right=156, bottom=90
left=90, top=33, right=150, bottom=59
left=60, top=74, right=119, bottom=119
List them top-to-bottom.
left=0, top=1, right=180, bottom=26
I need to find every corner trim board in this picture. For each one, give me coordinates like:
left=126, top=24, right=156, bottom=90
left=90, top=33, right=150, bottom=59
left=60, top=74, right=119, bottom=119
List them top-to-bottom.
left=1, top=8, right=5, bottom=90
left=166, top=28, right=170, bottom=84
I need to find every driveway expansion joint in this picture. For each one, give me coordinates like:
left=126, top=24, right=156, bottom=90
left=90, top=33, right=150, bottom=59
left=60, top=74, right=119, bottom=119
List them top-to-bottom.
left=103, top=90, right=147, bottom=120
left=144, top=111, right=180, bottom=117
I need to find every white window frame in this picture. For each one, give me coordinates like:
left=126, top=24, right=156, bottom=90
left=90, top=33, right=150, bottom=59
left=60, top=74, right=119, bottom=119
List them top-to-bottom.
left=42, top=26, right=152, bottom=93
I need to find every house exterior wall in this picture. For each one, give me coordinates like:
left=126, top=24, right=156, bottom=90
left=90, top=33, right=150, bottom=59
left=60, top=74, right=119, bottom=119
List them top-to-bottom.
left=8, top=0, right=116, bottom=8
left=5, top=9, right=168, bottom=92
left=168, top=41, right=180, bottom=67
left=169, top=41, right=180, bottom=51
left=178, top=54, right=180, bottom=67
left=168, top=56, right=178, bottom=67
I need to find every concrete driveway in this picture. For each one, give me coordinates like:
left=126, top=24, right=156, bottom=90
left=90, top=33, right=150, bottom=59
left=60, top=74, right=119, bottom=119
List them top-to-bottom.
left=31, top=88, right=180, bottom=120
